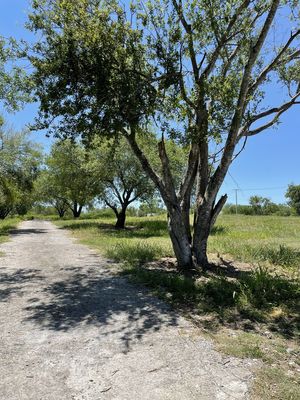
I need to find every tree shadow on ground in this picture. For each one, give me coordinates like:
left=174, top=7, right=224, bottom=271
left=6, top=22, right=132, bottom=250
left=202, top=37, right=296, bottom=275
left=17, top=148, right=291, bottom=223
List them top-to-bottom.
left=60, top=219, right=229, bottom=240
left=60, top=220, right=169, bottom=239
left=9, top=228, right=48, bottom=236
left=121, top=262, right=299, bottom=341
left=24, top=267, right=179, bottom=351
left=0, top=268, right=44, bottom=302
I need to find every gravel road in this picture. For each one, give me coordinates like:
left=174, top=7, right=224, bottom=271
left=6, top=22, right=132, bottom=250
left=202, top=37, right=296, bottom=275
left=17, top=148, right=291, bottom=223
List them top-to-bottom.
left=0, top=220, right=256, bottom=399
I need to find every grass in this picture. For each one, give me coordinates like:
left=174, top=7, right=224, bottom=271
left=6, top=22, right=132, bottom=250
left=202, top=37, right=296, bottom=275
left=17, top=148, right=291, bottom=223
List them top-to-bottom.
left=55, top=213, right=300, bottom=399
left=56, top=214, right=300, bottom=269
left=0, top=217, right=20, bottom=246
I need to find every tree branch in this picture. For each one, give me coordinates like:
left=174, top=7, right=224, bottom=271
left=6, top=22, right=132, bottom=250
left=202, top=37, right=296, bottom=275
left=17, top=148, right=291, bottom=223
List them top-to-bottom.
left=171, top=0, right=198, bottom=80
left=202, top=0, right=251, bottom=79
left=208, top=0, right=280, bottom=197
left=249, top=29, right=300, bottom=94
left=238, top=85, right=300, bottom=139
left=126, top=128, right=171, bottom=204
left=178, top=142, right=199, bottom=201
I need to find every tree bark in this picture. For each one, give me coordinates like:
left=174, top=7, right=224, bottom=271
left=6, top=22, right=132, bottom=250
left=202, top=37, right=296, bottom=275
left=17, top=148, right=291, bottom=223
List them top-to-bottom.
left=192, top=194, right=227, bottom=269
left=192, top=202, right=211, bottom=268
left=167, top=205, right=193, bottom=272
left=115, top=206, right=127, bottom=229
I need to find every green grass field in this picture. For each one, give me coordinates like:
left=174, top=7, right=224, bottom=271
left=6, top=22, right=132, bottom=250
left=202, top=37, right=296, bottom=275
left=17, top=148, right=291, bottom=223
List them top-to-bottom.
left=56, top=213, right=300, bottom=399
left=56, top=214, right=300, bottom=268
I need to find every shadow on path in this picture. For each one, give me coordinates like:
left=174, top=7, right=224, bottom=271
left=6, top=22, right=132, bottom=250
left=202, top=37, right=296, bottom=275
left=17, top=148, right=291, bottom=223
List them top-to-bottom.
left=9, top=228, right=48, bottom=236
left=24, top=267, right=179, bottom=350
left=0, top=268, right=44, bottom=302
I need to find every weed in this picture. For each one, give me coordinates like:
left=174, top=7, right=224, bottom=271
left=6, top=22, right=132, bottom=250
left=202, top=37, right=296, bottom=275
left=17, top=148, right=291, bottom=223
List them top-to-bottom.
left=238, top=266, right=299, bottom=312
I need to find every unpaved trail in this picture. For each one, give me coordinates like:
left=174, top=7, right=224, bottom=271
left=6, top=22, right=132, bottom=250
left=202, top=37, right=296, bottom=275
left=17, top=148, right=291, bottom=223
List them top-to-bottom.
left=0, top=220, right=256, bottom=400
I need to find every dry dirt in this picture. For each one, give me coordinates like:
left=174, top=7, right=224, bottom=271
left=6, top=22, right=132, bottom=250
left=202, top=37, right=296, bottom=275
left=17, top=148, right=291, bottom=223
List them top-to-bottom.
left=0, top=220, right=257, bottom=399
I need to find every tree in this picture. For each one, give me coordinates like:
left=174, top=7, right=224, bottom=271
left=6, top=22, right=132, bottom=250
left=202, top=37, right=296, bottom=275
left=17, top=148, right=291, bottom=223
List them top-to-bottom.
left=27, top=0, right=300, bottom=272
left=0, top=121, right=41, bottom=218
left=91, top=138, right=156, bottom=228
left=44, top=140, right=102, bottom=218
left=34, top=170, right=69, bottom=217
left=286, top=184, right=300, bottom=215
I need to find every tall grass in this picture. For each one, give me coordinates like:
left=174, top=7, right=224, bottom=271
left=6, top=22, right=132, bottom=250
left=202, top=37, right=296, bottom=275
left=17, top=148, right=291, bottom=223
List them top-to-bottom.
left=0, top=217, right=20, bottom=245
left=107, top=241, right=164, bottom=264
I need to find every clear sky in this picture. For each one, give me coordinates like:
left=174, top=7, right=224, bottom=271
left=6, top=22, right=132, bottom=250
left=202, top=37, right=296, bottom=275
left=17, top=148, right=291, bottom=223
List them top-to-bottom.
left=1, top=0, right=299, bottom=205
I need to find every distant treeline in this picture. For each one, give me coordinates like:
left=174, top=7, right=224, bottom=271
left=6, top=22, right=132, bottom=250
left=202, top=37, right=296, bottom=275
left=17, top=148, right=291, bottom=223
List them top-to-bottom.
left=223, top=196, right=294, bottom=216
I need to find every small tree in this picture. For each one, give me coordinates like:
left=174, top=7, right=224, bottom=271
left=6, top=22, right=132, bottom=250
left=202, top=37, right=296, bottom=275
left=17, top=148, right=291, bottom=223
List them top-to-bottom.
left=91, top=138, right=155, bottom=228
left=45, top=140, right=102, bottom=218
left=34, top=170, right=69, bottom=217
left=286, top=184, right=300, bottom=215
left=249, top=196, right=267, bottom=215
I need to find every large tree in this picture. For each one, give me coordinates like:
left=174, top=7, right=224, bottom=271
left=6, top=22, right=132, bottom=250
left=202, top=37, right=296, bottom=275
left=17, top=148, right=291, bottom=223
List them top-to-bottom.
left=27, top=0, right=300, bottom=272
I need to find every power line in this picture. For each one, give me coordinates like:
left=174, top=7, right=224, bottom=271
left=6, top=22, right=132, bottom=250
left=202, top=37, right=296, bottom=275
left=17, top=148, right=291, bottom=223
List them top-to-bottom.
left=226, top=171, right=288, bottom=213
left=236, top=187, right=287, bottom=191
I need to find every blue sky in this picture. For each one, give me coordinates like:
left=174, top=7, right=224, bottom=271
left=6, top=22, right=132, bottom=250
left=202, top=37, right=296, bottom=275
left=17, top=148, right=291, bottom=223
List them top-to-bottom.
left=1, top=0, right=299, bottom=205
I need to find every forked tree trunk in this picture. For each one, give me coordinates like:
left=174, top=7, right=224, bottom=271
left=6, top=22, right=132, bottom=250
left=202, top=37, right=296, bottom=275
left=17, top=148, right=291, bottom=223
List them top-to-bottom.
left=72, top=203, right=83, bottom=218
left=56, top=208, right=66, bottom=218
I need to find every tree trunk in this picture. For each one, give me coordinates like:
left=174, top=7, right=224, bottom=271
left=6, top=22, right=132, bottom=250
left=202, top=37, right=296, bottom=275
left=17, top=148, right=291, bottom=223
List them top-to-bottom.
left=180, top=194, right=192, bottom=244
left=192, top=194, right=228, bottom=269
left=72, top=203, right=82, bottom=218
left=192, top=204, right=211, bottom=268
left=167, top=205, right=193, bottom=273
left=115, top=206, right=127, bottom=229
left=0, top=207, right=11, bottom=219
left=57, top=208, right=66, bottom=218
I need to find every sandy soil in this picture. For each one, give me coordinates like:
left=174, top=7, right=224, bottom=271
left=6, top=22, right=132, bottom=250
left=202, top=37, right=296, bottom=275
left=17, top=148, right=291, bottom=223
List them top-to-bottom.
left=0, top=220, right=256, bottom=399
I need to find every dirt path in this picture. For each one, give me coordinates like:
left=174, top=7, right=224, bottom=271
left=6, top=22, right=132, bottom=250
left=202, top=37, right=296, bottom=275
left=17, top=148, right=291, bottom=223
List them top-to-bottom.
left=0, top=220, right=256, bottom=399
